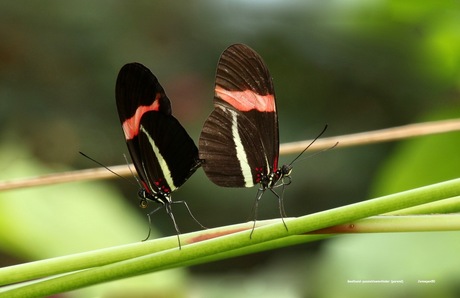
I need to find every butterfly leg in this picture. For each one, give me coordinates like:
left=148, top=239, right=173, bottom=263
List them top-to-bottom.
left=279, top=183, right=288, bottom=218
left=269, top=187, right=289, bottom=232
left=249, top=188, right=265, bottom=239
left=173, top=200, right=208, bottom=229
left=164, top=203, right=182, bottom=249
left=143, top=204, right=166, bottom=242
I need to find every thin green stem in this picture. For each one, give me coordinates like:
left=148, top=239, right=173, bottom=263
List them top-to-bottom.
left=1, top=178, right=460, bottom=298
left=385, top=195, right=460, bottom=215
left=310, top=214, right=460, bottom=233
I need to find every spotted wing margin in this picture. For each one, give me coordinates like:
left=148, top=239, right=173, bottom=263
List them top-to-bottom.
left=116, top=62, right=171, bottom=122
left=200, top=106, right=272, bottom=187
left=136, top=111, right=200, bottom=195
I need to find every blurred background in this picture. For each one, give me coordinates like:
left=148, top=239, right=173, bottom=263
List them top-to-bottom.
left=1, top=1, right=460, bottom=297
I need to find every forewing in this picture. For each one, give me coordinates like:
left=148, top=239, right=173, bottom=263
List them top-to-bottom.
left=199, top=44, right=279, bottom=187
left=115, top=62, right=173, bottom=187
left=116, top=62, right=171, bottom=121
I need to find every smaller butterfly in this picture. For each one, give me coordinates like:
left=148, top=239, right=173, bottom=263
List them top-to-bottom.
left=116, top=62, right=205, bottom=248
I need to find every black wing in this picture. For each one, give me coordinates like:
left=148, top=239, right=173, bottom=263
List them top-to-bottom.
left=199, top=44, right=278, bottom=187
left=116, top=62, right=199, bottom=195
left=137, top=111, right=200, bottom=194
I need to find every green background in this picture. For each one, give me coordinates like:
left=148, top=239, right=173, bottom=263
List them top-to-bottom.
left=1, top=1, right=459, bottom=297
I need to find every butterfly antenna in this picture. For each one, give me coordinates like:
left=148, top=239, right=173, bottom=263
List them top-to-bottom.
left=288, top=124, right=334, bottom=166
left=288, top=125, right=327, bottom=166
left=79, top=151, right=134, bottom=183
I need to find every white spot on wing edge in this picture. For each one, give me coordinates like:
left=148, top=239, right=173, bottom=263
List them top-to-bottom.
left=229, top=110, right=253, bottom=187
left=140, top=125, right=176, bottom=192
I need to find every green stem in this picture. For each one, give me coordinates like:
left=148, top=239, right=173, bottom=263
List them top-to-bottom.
left=1, top=178, right=460, bottom=298
left=385, top=195, right=460, bottom=215
left=310, top=214, right=460, bottom=233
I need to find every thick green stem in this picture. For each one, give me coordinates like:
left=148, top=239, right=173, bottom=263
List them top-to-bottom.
left=1, top=178, right=460, bottom=298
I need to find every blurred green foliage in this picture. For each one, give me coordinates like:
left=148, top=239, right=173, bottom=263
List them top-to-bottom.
left=1, top=0, right=460, bottom=297
left=372, top=107, right=460, bottom=196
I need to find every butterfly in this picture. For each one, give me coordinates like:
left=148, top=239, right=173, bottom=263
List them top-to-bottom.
left=199, top=44, right=297, bottom=236
left=116, top=62, right=204, bottom=247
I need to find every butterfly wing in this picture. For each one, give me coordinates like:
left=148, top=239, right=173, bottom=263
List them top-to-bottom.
left=199, top=44, right=279, bottom=187
left=116, top=63, right=199, bottom=196
left=137, top=111, right=200, bottom=195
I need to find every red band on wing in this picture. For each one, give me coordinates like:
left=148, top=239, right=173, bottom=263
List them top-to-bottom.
left=216, top=86, right=275, bottom=112
left=122, top=94, right=162, bottom=140
left=273, top=157, right=279, bottom=174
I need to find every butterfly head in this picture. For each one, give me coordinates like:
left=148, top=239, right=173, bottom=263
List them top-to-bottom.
left=258, top=164, right=293, bottom=190
left=271, top=164, right=293, bottom=187
left=280, top=164, right=292, bottom=177
left=138, top=188, right=169, bottom=209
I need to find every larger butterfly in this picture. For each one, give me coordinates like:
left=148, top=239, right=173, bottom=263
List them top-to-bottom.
left=199, top=44, right=294, bottom=235
left=116, top=62, right=204, bottom=247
